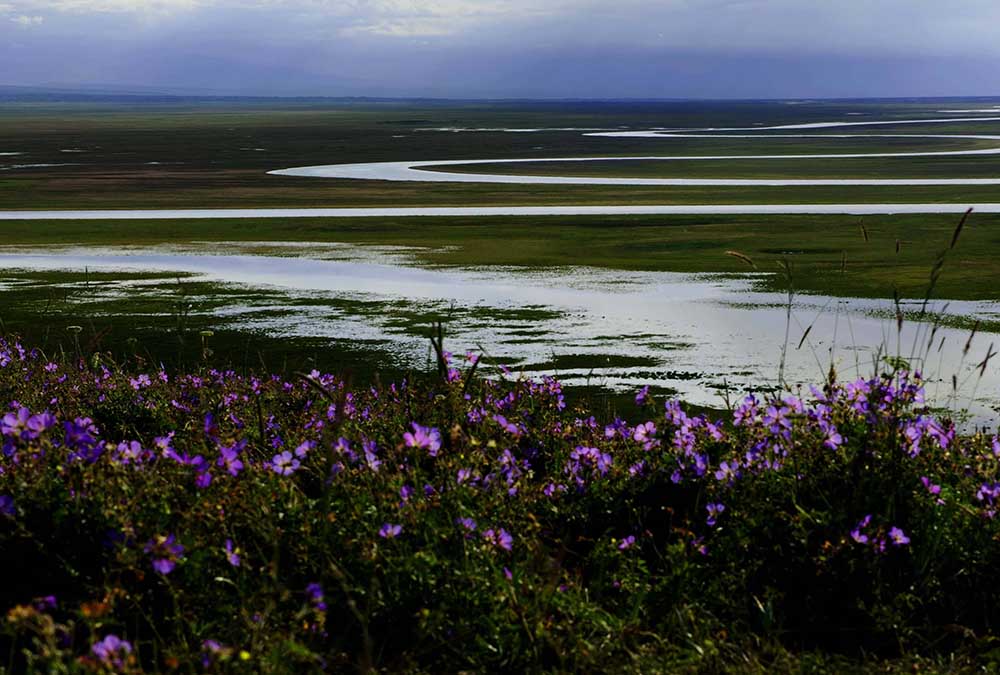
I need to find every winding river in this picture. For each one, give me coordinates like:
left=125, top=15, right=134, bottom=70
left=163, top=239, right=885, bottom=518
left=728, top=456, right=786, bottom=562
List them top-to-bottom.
left=3, top=116, right=1000, bottom=219
left=271, top=116, right=1000, bottom=187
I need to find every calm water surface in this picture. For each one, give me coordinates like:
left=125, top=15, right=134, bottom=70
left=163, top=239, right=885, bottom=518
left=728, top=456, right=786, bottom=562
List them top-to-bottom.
left=1, top=242, right=997, bottom=423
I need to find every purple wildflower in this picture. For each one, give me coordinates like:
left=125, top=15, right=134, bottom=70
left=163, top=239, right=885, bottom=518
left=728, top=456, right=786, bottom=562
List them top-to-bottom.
left=1, top=407, right=29, bottom=438
left=25, top=411, right=56, bottom=439
left=203, top=412, right=219, bottom=440
left=494, top=414, right=521, bottom=436
left=64, top=417, right=102, bottom=462
left=605, top=418, right=629, bottom=439
left=705, top=419, right=725, bottom=441
left=633, top=421, right=659, bottom=450
left=403, top=423, right=442, bottom=456
left=823, top=427, right=844, bottom=450
left=154, top=433, right=175, bottom=457
left=333, top=437, right=357, bottom=463
left=363, top=439, right=381, bottom=471
left=113, top=440, right=145, bottom=465
left=294, top=440, right=315, bottom=458
left=217, top=442, right=246, bottom=477
left=565, top=445, right=612, bottom=486
left=269, top=450, right=300, bottom=475
left=714, top=460, right=740, bottom=484
left=194, top=467, right=213, bottom=489
left=920, top=476, right=942, bottom=495
left=543, top=482, right=566, bottom=497
left=976, top=483, right=1000, bottom=516
left=399, top=484, right=414, bottom=505
left=0, top=495, right=13, bottom=517
left=706, top=503, right=726, bottom=527
left=850, top=515, right=872, bottom=545
left=456, top=517, right=477, bottom=536
left=379, top=523, right=402, bottom=539
left=888, top=527, right=911, bottom=546
left=483, top=528, right=513, bottom=551
left=144, top=534, right=185, bottom=575
left=618, top=535, right=636, bottom=550
left=224, top=539, right=241, bottom=567
left=306, top=582, right=327, bottom=611
left=33, top=595, right=56, bottom=611
left=91, top=635, right=133, bottom=669
left=201, top=640, right=231, bottom=669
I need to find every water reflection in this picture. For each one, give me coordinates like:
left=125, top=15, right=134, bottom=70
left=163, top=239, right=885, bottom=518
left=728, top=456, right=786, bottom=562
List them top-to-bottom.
left=0, top=242, right=997, bottom=424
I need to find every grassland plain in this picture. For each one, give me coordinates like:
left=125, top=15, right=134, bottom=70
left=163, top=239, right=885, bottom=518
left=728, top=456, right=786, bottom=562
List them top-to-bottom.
left=2, top=98, right=1000, bottom=416
left=4, top=99, right=1000, bottom=209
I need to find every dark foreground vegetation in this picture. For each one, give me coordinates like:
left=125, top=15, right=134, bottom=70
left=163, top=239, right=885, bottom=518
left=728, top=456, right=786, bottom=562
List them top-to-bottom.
left=3, top=334, right=1000, bottom=673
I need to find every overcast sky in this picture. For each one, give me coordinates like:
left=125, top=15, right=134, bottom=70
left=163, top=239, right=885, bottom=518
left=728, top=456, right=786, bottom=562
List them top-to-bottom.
left=2, top=0, right=1000, bottom=98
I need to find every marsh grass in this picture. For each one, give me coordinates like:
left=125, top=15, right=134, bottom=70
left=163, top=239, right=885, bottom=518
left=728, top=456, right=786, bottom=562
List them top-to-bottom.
left=0, top=207, right=996, bottom=430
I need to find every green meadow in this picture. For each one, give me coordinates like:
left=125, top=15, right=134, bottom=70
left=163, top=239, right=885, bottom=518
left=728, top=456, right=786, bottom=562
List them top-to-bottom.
left=3, top=100, right=1000, bottom=209
left=0, top=212, right=995, bottom=299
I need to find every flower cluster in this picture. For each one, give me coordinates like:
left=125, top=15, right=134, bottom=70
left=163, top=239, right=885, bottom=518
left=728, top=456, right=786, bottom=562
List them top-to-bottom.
left=1, top=334, right=998, bottom=672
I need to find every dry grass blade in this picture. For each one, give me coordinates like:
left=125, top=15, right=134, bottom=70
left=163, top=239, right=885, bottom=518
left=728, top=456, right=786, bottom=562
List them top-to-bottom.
left=950, top=207, right=973, bottom=250
left=725, top=250, right=757, bottom=269
left=920, top=253, right=947, bottom=317
left=776, top=257, right=794, bottom=388
left=778, top=258, right=793, bottom=283
left=926, top=320, right=940, bottom=353
left=963, top=320, right=980, bottom=358
left=428, top=321, right=448, bottom=378
left=796, top=325, right=813, bottom=350
left=978, top=343, right=996, bottom=377
left=461, top=353, right=481, bottom=397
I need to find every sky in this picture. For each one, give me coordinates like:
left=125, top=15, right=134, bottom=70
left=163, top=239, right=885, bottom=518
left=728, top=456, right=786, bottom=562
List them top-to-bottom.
left=2, top=0, right=1000, bottom=99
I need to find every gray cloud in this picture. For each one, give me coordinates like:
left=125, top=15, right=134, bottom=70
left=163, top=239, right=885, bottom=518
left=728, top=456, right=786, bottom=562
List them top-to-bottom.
left=2, top=0, right=999, bottom=97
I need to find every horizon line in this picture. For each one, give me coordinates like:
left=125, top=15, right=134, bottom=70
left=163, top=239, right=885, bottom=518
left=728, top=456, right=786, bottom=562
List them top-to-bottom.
left=2, top=85, right=1000, bottom=105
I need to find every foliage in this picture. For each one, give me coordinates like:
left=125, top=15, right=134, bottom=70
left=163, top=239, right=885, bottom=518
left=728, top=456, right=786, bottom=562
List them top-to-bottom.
left=2, top=336, right=1000, bottom=672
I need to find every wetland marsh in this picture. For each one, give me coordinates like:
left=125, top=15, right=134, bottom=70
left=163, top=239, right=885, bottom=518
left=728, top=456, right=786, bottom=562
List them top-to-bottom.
left=2, top=98, right=1000, bottom=419
left=3, top=240, right=1000, bottom=421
